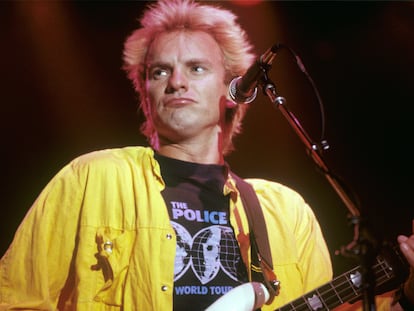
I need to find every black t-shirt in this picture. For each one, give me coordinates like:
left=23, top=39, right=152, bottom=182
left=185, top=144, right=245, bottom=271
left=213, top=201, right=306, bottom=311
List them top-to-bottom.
left=155, top=153, right=248, bottom=310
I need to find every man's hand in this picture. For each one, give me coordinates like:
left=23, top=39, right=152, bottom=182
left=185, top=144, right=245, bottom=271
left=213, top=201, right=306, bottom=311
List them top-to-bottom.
left=398, top=219, right=414, bottom=308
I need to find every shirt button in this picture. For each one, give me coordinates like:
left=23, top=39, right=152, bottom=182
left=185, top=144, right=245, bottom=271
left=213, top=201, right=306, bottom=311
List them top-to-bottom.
left=166, top=233, right=172, bottom=240
left=161, top=285, right=168, bottom=291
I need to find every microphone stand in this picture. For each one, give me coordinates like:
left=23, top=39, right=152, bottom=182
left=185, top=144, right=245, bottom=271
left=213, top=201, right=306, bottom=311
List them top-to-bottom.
left=258, top=72, right=378, bottom=311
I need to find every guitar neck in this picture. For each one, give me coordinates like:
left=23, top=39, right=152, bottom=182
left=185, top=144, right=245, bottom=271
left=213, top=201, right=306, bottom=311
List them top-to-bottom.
left=275, top=248, right=408, bottom=311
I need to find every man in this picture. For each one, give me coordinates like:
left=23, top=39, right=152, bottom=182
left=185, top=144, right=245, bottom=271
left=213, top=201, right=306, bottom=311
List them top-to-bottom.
left=0, top=1, right=413, bottom=310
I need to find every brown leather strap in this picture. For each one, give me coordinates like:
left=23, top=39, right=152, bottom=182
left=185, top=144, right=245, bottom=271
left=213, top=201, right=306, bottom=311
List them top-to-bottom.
left=231, top=173, right=280, bottom=303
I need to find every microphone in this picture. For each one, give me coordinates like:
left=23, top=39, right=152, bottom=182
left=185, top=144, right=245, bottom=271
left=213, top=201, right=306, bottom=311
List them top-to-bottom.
left=229, top=44, right=280, bottom=104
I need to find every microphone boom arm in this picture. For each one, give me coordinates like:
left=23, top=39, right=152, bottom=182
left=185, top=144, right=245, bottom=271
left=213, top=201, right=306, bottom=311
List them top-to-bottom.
left=259, top=75, right=378, bottom=311
left=263, top=81, right=360, bottom=217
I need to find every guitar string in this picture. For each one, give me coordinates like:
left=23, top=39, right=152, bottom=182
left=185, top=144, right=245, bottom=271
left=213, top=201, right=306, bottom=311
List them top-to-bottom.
left=274, top=258, right=393, bottom=311
left=276, top=268, right=390, bottom=310
left=279, top=272, right=391, bottom=311
left=276, top=274, right=391, bottom=311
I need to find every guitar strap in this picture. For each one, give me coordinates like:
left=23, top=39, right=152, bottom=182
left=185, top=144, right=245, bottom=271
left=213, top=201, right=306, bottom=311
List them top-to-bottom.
left=231, top=173, right=280, bottom=306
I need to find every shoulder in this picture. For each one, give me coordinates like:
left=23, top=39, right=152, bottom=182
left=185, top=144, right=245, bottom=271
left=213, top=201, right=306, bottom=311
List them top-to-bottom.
left=48, top=146, right=155, bottom=183
left=69, top=146, right=154, bottom=170
left=72, top=146, right=153, bottom=164
left=244, top=177, right=316, bottom=221
left=245, top=178, right=305, bottom=204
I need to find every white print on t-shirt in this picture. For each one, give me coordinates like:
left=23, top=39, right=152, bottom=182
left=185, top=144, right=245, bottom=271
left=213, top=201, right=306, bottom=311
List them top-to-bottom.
left=170, top=201, right=227, bottom=225
left=172, top=222, right=240, bottom=284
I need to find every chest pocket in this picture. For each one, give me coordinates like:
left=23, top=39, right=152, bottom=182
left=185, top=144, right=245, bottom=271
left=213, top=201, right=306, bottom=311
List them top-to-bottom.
left=93, top=227, right=135, bottom=305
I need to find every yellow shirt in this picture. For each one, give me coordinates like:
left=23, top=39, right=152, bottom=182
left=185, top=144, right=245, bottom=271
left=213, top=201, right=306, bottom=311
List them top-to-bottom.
left=0, top=146, right=333, bottom=310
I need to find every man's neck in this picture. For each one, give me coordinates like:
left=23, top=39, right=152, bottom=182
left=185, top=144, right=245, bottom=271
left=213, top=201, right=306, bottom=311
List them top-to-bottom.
left=157, top=143, right=224, bottom=165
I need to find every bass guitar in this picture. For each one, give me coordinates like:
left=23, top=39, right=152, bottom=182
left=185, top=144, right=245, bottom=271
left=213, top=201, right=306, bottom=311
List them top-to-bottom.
left=207, top=243, right=409, bottom=311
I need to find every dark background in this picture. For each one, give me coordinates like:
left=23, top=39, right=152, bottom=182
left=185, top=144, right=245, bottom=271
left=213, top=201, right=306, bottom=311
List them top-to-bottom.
left=1, top=1, right=413, bottom=277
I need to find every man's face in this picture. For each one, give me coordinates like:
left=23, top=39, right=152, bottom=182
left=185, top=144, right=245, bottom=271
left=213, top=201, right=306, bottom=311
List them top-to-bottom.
left=145, top=30, right=228, bottom=146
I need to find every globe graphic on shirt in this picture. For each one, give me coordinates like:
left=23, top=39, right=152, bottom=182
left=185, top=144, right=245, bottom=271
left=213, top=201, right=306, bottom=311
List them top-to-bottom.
left=172, top=222, right=240, bottom=284
left=173, top=222, right=192, bottom=280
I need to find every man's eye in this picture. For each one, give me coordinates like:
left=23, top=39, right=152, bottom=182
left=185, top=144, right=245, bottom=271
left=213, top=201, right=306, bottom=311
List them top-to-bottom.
left=192, top=65, right=205, bottom=73
left=151, top=68, right=169, bottom=79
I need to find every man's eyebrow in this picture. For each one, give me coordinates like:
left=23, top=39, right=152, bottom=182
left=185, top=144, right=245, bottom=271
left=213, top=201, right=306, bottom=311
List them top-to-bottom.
left=147, top=58, right=214, bottom=68
left=186, top=58, right=214, bottom=67
left=146, top=61, right=171, bottom=69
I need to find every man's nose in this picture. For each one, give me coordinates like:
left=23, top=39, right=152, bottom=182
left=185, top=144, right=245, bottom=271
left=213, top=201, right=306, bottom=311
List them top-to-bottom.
left=166, top=69, right=188, bottom=93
